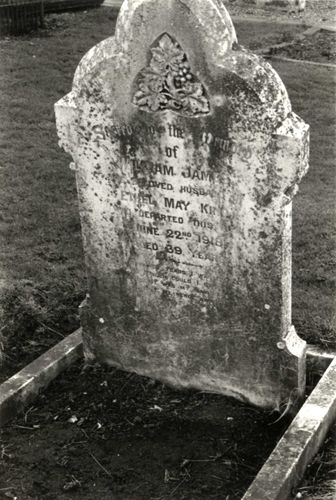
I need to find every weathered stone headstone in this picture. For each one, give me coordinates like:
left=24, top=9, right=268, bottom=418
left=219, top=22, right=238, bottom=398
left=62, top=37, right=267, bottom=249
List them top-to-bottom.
left=55, top=0, right=309, bottom=411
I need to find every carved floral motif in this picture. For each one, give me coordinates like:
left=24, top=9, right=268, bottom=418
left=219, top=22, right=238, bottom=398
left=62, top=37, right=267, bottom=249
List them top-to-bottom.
left=133, top=33, right=210, bottom=116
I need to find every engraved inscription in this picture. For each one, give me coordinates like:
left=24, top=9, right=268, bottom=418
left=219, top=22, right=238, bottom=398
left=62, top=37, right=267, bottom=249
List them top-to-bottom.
left=133, top=33, right=210, bottom=116
left=103, top=119, right=236, bottom=305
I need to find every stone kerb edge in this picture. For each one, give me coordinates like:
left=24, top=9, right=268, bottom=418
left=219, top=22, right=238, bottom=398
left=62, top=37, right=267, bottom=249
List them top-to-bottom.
left=0, top=330, right=83, bottom=427
left=242, top=355, right=336, bottom=500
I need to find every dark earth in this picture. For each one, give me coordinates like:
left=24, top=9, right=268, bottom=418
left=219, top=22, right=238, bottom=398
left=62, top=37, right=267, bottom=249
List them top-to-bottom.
left=0, top=359, right=292, bottom=500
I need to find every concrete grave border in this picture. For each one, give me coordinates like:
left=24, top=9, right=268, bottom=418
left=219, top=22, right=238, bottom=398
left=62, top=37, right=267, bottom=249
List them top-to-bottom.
left=0, top=329, right=82, bottom=427
left=0, top=331, right=335, bottom=499
left=243, top=355, right=336, bottom=500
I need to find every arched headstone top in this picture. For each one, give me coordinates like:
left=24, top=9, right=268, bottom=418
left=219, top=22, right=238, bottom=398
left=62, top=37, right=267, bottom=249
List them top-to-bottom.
left=72, top=0, right=290, bottom=130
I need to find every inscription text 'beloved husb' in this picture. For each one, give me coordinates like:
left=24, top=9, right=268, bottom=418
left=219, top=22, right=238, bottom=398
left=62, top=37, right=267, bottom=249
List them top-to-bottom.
left=133, top=33, right=210, bottom=116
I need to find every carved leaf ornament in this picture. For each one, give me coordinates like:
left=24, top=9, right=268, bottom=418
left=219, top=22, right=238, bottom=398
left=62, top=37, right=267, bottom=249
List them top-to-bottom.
left=133, top=33, right=210, bottom=116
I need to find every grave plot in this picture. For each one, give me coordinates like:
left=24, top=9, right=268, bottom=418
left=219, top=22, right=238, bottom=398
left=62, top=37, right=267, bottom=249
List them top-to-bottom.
left=0, top=2, right=335, bottom=498
left=0, top=336, right=335, bottom=499
left=0, top=358, right=291, bottom=500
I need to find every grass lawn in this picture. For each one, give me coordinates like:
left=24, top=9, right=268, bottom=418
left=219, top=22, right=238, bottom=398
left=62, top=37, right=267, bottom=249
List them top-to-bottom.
left=0, top=8, right=335, bottom=376
left=0, top=8, right=118, bottom=379
left=233, top=18, right=308, bottom=50
left=270, top=60, right=336, bottom=349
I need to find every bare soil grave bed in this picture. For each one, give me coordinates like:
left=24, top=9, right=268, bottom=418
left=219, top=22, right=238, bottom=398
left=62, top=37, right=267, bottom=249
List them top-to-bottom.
left=0, top=358, right=293, bottom=500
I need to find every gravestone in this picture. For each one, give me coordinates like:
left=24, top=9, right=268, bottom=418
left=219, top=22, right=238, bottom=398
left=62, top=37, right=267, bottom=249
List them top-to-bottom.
left=55, top=0, right=309, bottom=411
